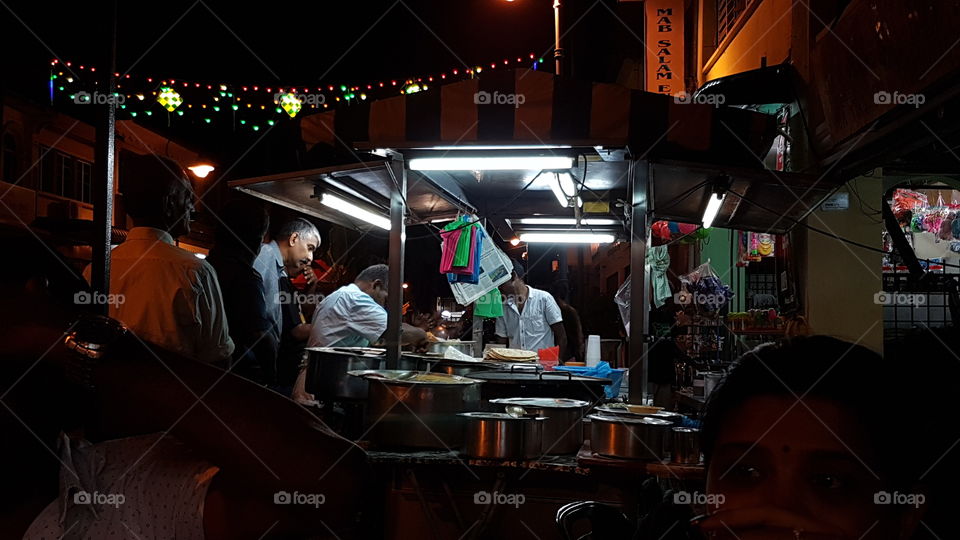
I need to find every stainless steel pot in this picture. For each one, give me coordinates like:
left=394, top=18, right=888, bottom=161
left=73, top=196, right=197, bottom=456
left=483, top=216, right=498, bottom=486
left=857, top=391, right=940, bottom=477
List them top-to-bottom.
left=425, top=340, right=476, bottom=356
left=306, top=347, right=385, bottom=400
left=400, top=353, right=501, bottom=377
left=350, top=370, right=481, bottom=449
left=489, top=398, right=590, bottom=454
left=459, top=412, right=546, bottom=460
left=588, top=414, right=673, bottom=460
left=671, top=427, right=701, bottom=464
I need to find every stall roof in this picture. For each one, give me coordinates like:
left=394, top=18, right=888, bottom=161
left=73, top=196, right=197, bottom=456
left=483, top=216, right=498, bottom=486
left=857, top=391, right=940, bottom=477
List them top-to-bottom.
left=230, top=69, right=840, bottom=236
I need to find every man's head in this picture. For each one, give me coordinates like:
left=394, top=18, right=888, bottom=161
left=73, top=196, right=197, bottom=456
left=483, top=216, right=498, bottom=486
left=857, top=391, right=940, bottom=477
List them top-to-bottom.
left=121, top=153, right=195, bottom=237
left=215, top=196, right=269, bottom=260
left=275, top=218, right=320, bottom=274
left=498, top=258, right=527, bottom=297
left=355, top=264, right=389, bottom=307
left=697, top=335, right=956, bottom=540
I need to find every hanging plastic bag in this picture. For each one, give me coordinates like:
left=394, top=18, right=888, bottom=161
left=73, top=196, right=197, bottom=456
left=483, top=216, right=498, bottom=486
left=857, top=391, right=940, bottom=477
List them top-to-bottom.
left=678, top=260, right=735, bottom=310
left=615, top=277, right=631, bottom=336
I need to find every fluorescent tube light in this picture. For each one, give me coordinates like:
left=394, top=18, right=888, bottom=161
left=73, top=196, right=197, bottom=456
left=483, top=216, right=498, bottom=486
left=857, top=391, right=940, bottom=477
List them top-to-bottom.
left=423, top=145, right=572, bottom=150
left=409, top=156, right=573, bottom=171
left=550, top=172, right=582, bottom=208
left=321, top=193, right=391, bottom=230
left=702, top=193, right=725, bottom=229
left=518, top=217, right=617, bottom=226
left=519, top=232, right=616, bottom=244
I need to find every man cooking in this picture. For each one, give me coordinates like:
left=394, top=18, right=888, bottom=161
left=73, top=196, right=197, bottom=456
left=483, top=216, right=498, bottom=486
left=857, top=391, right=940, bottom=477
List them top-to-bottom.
left=495, top=259, right=567, bottom=360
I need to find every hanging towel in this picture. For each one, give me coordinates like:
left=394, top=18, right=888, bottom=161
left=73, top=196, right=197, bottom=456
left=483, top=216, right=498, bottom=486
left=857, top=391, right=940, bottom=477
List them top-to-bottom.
left=647, top=245, right=672, bottom=308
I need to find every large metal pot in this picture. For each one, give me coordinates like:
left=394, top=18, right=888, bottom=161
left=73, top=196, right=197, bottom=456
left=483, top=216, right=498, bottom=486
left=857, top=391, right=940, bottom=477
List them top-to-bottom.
left=306, top=347, right=385, bottom=400
left=350, top=370, right=481, bottom=449
left=489, top=398, right=590, bottom=454
left=459, top=412, right=546, bottom=460
left=588, top=414, right=673, bottom=460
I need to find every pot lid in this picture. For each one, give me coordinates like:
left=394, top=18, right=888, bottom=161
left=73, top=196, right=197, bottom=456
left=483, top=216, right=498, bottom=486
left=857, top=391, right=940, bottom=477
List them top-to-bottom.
left=308, top=346, right=385, bottom=357
left=347, top=370, right=481, bottom=385
left=489, top=397, right=591, bottom=409
left=458, top=412, right=547, bottom=421
left=587, top=414, right=673, bottom=426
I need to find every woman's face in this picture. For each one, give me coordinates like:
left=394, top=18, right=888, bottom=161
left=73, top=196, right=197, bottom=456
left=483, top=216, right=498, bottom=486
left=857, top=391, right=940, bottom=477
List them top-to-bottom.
left=700, top=395, right=922, bottom=540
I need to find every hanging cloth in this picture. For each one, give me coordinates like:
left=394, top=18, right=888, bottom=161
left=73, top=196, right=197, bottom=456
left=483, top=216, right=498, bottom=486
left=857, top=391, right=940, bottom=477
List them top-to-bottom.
left=646, top=245, right=673, bottom=308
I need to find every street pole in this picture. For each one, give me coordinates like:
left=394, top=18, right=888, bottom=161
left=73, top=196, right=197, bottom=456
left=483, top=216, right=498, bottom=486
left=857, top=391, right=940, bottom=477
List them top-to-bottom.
left=91, top=0, right=118, bottom=314
left=553, top=0, right=563, bottom=76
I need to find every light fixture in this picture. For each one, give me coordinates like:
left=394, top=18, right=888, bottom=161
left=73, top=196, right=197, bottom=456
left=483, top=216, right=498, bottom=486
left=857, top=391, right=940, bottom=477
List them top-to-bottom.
left=409, top=155, right=573, bottom=171
left=188, top=164, right=215, bottom=178
left=550, top=172, right=582, bottom=208
left=701, top=175, right=731, bottom=229
left=321, top=193, right=391, bottom=230
left=701, top=193, right=725, bottom=229
left=518, top=217, right=617, bottom=226
left=519, top=232, right=616, bottom=244
left=510, top=237, right=521, bottom=246
left=194, top=253, right=207, bottom=259
left=402, top=283, right=409, bottom=289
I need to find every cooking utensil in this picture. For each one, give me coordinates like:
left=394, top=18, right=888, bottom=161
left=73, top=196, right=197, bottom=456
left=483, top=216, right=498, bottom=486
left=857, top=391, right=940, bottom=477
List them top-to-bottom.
left=425, top=340, right=476, bottom=356
left=306, top=347, right=386, bottom=400
left=400, top=352, right=501, bottom=377
left=469, top=368, right=611, bottom=404
left=350, top=370, right=481, bottom=449
left=490, top=397, right=590, bottom=454
left=594, top=405, right=684, bottom=425
left=459, top=412, right=546, bottom=460
left=588, top=414, right=673, bottom=460
left=671, top=427, right=701, bottom=464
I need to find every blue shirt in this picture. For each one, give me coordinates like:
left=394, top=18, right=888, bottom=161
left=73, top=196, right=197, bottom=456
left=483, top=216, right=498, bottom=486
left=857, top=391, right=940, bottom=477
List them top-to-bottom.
left=253, top=240, right=285, bottom=340
left=307, top=283, right=388, bottom=348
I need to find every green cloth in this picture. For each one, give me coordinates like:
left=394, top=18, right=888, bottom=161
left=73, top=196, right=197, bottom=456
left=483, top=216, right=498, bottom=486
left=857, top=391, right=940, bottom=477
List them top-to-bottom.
left=453, top=222, right=475, bottom=267
left=647, top=245, right=672, bottom=308
left=474, top=288, right=504, bottom=318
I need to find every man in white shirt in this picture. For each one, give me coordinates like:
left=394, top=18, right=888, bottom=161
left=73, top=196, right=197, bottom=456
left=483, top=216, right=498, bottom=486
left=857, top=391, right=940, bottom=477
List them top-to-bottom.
left=84, top=154, right=234, bottom=364
left=495, top=259, right=567, bottom=360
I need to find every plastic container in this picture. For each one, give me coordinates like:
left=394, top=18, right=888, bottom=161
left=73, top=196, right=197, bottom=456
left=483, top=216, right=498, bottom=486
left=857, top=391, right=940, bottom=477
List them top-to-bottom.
left=585, top=335, right=601, bottom=367
left=554, top=364, right=627, bottom=398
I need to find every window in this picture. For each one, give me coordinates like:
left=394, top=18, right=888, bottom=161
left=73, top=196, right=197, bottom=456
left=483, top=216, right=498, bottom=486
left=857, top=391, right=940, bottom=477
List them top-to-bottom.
left=717, top=0, right=750, bottom=43
left=1, top=134, right=17, bottom=183
left=37, top=145, right=93, bottom=203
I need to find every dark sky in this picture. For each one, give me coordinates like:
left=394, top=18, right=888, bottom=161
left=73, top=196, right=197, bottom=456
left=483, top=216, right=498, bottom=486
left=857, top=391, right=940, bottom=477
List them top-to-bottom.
left=3, top=0, right=560, bottom=96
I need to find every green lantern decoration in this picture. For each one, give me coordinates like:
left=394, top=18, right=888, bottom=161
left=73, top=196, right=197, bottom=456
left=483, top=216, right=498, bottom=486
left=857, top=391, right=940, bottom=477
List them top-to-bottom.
left=157, top=86, right=182, bottom=112
left=279, top=93, right=302, bottom=118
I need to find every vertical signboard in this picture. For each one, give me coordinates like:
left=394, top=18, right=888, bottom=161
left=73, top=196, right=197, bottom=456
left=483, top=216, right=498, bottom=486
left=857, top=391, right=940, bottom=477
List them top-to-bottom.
left=645, top=0, right=685, bottom=95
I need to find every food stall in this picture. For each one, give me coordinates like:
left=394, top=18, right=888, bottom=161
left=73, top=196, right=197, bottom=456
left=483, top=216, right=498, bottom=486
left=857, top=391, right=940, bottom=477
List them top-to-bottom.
left=228, top=68, right=843, bottom=538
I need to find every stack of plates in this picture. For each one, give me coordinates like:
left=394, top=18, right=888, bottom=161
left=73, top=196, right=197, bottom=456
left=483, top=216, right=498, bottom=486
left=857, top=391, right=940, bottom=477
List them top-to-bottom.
left=484, top=347, right=539, bottom=363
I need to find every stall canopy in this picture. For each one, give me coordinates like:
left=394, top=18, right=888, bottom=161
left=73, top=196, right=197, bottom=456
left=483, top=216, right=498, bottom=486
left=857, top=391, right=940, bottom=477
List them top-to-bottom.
left=231, top=68, right=843, bottom=236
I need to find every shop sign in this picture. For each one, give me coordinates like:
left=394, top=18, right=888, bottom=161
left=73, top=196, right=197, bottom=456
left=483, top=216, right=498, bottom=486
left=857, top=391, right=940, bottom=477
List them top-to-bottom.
left=645, top=0, right=685, bottom=95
